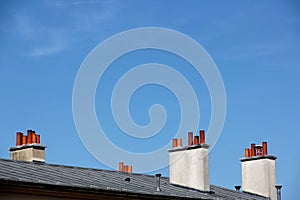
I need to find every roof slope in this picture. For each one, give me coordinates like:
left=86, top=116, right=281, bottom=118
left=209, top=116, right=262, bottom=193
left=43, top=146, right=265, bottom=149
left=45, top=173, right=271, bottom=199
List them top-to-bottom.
left=0, top=159, right=267, bottom=200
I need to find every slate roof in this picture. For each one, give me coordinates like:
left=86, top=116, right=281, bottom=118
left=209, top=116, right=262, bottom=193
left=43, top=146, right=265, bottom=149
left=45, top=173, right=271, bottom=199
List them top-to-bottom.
left=0, top=158, right=268, bottom=200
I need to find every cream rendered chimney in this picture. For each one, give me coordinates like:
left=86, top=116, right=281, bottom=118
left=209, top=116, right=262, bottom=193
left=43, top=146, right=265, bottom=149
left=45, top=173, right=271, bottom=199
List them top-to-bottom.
left=9, top=130, right=46, bottom=162
left=168, top=130, right=210, bottom=192
left=241, top=142, right=277, bottom=200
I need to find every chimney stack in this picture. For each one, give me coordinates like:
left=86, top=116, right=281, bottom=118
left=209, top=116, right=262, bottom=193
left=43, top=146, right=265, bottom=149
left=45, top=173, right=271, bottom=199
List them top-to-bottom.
left=9, top=130, right=46, bottom=162
left=168, top=130, right=210, bottom=192
left=241, top=141, right=277, bottom=200
left=118, top=162, right=132, bottom=173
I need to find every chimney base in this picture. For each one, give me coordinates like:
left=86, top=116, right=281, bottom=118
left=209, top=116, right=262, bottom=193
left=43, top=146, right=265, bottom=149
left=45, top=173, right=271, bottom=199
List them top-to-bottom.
left=9, top=144, right=46, bottom=162
left=169, top=144, right=210, bottom=192
left=241, top=155, right=277, bottom=200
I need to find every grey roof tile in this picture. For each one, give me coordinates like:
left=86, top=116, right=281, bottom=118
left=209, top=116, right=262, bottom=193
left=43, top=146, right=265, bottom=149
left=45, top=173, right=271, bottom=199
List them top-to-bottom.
left=0, top=159, right=267, bottom=200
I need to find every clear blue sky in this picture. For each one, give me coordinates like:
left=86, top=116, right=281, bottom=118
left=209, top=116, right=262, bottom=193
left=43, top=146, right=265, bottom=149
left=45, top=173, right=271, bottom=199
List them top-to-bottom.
left=0, top=1, right=299, bottom=199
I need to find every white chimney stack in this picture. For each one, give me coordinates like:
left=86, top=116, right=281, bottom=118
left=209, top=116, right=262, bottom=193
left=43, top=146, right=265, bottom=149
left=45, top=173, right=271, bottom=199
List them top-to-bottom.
left=168, top=130, right=210, bottom=192
left=241, top=142, right=277, bottom=200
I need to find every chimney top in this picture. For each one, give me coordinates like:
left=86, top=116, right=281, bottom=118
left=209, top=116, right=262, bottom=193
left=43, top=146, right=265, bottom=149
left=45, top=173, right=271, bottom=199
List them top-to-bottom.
left=15, top=130, right=42, bottom=146
left=170, top=130, right=209, bottom=152
left=241, top=141, right=276, bottom=161
left=275, top=185, right=282, bottom=190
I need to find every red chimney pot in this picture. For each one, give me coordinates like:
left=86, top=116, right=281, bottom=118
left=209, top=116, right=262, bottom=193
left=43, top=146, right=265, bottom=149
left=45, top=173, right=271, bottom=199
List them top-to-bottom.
left=27, top=130, right=32, bottom=144
left=200, top=130, right=205, bottom=144
left=32, top=131, right=37, bottom=143
left=16, top=132, right=23, bottom=146
left=188, top=132, right=193, bottom=146
left=36, top=134, right=41, bottom=144
left=22, top=135, right=27, bottom=145
left=194, top=136, right=199, bottom=145
left=177, top=138, right=182, bottom=147
left=172, top=139, right=178, bottom=148
left=262, top=142, right=268, bottom=156
left=250, top=143, right=256, bottom=156
left=245, top=148, right=250, bottom=158
left=119, top=162, right=124, bottom=172
left=124, top=165, right=128, bottom=173
left=128, top=165, right=132, bottom=173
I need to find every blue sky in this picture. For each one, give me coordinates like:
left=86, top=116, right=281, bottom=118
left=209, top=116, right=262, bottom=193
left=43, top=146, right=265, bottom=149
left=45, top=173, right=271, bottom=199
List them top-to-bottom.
left=0, top=0, right=299, bottom=199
